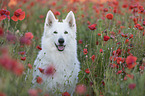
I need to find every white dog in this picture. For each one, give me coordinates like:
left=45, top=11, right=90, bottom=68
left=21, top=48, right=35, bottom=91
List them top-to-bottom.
left=32, top=10, right=80, bottom=95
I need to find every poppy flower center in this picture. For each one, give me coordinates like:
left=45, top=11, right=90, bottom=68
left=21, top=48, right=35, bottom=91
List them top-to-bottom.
left=14, top=12, right=21, bottom=17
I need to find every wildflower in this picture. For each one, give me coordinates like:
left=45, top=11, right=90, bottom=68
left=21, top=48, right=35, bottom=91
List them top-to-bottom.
left=122, top=4, right=128, bottom=8
left=103, top=8, right=108, bottom=12
left=0, top=9, right=10, bottom=20
left=11, top=9, right=25, bottom=21
left=113, top=9, right=117, bottom=13
left=54, top=11, right=60, bottom=16
left=106, top=13, right=113, bottom=20
left=39, top=15, right=44, bottom=19
left=143, top=21, right=145, bottom=26
left=88, top=24, right=97, bottom=30
left=0, top=28, right=4, bottom=36
left=25, top=32, right=34, bottom=40
left=98, top=33, right=101, bottom=36
left=129, top=34, right=133, bottom=39
left=20, top=36, right=32, bottom=45
left=103, top=36, right=110, bottom=41
left=125, top=39, right=129, bottom=44
left=78, top=40, right=83, bottom=44
left=96, top=41, right=99, bottom=45
left=36, top=45, right=42, bottom=50
left=83, top=49, right=88, bottom=55
left=100, top=49, right=103, bottom=53
left=0, top=51, right=24, bottom=76
left=18, top=51, right=26, bottom=55
left=91, top=55, right=95, bottom=62
left=126, top=55, right=137, bottom=69
left=21, top=57, right=26, bottom=61
left=117, top=57, right=125, bottom=64
left=28, top=63, right=32, bottom=69
left=45, top=65, right=56, bottom=76
left=139, top=66, right=144, bottom=70
left=38, top=68, right=44, bottom=74
left=85, top=68, right=90, bottom=74
left=117, top=70, right=122, bottom=74
left=36, top=76, right=43, bottom=84
left=123, top=76, right=127, bottom=80
left=101, top=80, right=105, bottom=86
left=128, top=83, right=136, bottom=90
left=75, top=84, right=86, bottom=95
left=28, top=89, right=38, bottom=96
left=62, top=92, right=70, bottom=96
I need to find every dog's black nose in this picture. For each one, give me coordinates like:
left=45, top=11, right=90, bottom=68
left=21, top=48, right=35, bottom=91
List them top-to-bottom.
left=58, top=38, right=64, bottom=44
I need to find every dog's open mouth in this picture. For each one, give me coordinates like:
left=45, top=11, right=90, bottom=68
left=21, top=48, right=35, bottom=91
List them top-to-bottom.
left=55, top=43, right=65, bottom=51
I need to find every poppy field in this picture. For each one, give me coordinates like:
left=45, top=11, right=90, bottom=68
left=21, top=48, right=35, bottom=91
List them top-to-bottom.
left=0, top=0, right=145, bottom=96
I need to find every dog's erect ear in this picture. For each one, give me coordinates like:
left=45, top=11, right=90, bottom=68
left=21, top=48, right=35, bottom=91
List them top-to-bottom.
left=45, top=10, right=56, bottom=27
left=64, top=11, right=76, bottom=28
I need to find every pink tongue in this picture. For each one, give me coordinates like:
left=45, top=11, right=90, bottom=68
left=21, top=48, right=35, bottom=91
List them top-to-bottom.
left=58, top=46, right=64, bottom=50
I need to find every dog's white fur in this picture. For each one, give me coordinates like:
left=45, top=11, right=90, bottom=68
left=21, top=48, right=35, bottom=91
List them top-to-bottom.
left=32, top=10, right=80, bottom=95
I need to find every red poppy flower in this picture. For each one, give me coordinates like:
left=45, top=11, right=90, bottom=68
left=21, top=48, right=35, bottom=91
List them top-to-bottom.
left=122, top=4, right=128, bottom=8
left=103, top=8, right=108, bottom=12
left=0, top=9, right=10, bottom=20
left=11, top=9, right=25, bottom=21
left=113, top=9, right=117, bottom=13
left=54, top=11, right=60, bottom=16
left=106, top=13, right=113, bottom=20
left=143, top=21, right=145, bottom=26
left=88, top=24, right=97, bottom=30
left=0, top=27, right=4, bottom=36
left=25, top=32, right=33, bottom=40
left=98, top=33, right=101, bottom=36
left=129, top=34, right=133, bottom=39
left=103, top=35, right=110, bottom=41
left=125, top=39, right=129, bottom=44
left=78, top=40, right=83, bottom=44
left=36, top=45, right=42, bottom=50
left=83, top=49, right=88, bottom=55
left=100, top=49, right=103, bottom=53
left=0, top=51, right=24, bottom=76
left=18, top=51, right=26, bottom=55
left=91, top=55, right=95, bottom=62
left=126, top=55, right=137, bottom=69
left=21, top=57, right=26, bottom=61
left=117, top=57, right=125, bottom=64
left=28, top=63, right=32, bottom=69
left=45, top=65, right=56, bottom=76
left=139, top=66, right=144, bottom=70
left=38, top=68, right=44, bottom=74
left=85, top=68, right=90, bottom=74
left=117, top=70, right=122, bottom=74
left=36, top=76, right=43, bottom=84
left=123, top=76, right=127, bottom=80
left=128, top=83, right=136, bottom=90
left=75, top=84, right=86, bottom=95
left=28, top=89, right=38, bottom=96
left=62, top=92, right=70, bottom=96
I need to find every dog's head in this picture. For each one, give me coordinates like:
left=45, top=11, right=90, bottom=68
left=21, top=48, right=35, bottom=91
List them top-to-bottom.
left=42, top=10, right=76, bottom=52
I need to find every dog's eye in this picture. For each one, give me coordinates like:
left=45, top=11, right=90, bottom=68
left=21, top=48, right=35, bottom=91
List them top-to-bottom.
left=53, top=31, right=58, bottom=34
left=64, top=31, right=68, bottom=34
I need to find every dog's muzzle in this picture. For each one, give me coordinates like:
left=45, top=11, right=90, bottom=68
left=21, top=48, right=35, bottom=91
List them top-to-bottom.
left=55, top=38, right=66, bottom=51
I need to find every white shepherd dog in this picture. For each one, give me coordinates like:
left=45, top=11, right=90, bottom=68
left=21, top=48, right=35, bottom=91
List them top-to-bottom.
left=32, top=10, right=80, bottom=95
